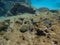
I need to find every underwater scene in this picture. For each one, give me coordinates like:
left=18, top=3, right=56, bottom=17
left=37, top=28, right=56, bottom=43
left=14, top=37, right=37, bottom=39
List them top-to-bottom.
left=0, top=0, right=60, bottom=45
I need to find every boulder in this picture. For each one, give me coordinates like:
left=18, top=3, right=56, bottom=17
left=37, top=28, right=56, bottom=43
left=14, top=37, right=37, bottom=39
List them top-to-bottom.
left=0, top=0, right=32, bottom=16
left=7, top=3, right=35, bottom=16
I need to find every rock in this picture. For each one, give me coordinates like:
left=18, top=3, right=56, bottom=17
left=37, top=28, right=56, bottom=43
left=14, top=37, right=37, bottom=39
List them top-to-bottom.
left=0, top=0, right=32, bottom=16
left=7, top=3, right=35, bottom=16
left=38, top=7, right=49, bottom=12
left=50, top=10, right=58, bottom=13
left=33, top=16, right=40, bottom=23
left=18, top=18, right=24, bottom=21
left=0, top=19, right=10, bottom=32
left=15, top=20, right=23, bottom=25
left=44, top=20, right=52, bottom=27
left=44, top=20, right=52, bottom=25
left=0, top=22, right=8, bottom=32
left=19, top=24, right=29, bottom=33
left=44, top=29, right=49, bottom=33
left=46, top=34, right=51, bottom=39
left=53, top=40, right=58, bottom=44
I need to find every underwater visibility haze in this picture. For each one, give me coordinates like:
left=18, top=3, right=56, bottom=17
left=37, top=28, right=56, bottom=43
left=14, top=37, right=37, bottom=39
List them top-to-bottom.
left=0, top=0, right=60, bottom=45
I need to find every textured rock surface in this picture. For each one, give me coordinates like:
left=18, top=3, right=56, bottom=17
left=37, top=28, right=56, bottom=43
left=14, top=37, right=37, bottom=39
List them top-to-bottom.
left=0, top=11, right=60, bottom=45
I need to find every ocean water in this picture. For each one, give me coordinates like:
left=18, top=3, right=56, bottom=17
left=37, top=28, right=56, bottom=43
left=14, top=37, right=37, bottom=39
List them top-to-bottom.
left=32, top=0, right=60, bottom=10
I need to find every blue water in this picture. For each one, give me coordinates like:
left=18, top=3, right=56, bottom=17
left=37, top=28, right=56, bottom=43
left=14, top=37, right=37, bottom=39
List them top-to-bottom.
left=31, top=0, right=60, bottom=10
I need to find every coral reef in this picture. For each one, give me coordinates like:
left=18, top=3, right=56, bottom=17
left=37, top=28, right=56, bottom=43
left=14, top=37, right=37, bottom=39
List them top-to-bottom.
left=0, top=2, right=60, bottom=45
left=0, top=10, right=60, bottom=45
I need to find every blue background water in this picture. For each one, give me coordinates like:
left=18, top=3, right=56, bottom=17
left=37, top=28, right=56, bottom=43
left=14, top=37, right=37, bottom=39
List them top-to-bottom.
left=31, top=0, right=60, bottom=10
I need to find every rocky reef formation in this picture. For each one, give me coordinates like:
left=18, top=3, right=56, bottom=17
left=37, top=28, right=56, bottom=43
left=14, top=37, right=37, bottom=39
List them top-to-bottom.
left=0, top=0, right=32, bottom=16
left=0, top=1, right=60, bottom=45
left=7, top=2, right=35, bottom=16
left=0, top=10, right=60, bottom=45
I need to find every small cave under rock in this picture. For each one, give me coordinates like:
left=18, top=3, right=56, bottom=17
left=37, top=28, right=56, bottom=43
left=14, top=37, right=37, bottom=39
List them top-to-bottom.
left=35, top=29, right=46, bottom=36
left=53, top=40, right=58, bottom=45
